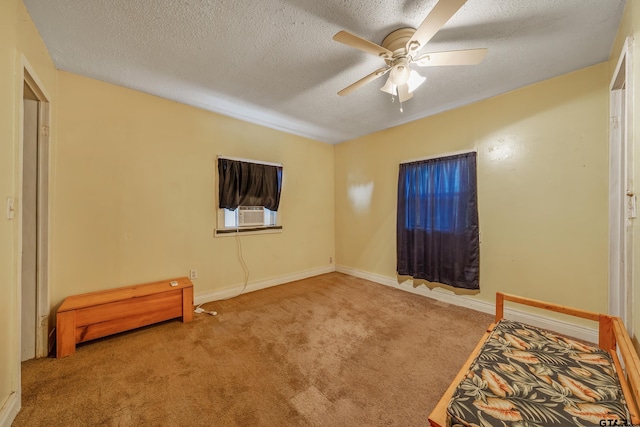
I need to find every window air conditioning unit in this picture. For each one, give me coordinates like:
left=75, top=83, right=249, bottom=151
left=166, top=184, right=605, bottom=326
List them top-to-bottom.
left=238, top=206, right=264, bottom=227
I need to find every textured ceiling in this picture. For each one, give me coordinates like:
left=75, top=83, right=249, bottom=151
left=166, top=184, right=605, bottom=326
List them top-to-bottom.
left=24, top=0, right=625, bottom=144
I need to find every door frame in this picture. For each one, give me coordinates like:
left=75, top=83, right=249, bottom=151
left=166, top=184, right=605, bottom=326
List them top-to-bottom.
left=609, top=36, right=634, bottom=333
left=17, top=56, right=51, bottom=363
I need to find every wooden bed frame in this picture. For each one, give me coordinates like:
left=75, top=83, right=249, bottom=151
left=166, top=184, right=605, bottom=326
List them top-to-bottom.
left=428, top=292, right=640, bottom=427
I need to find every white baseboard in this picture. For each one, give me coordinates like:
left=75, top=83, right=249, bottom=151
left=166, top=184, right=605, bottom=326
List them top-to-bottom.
left=194, top=265, right=336, bottom=305
left=336, top=265, right=598, bottom=344
left=0, top=392, right=19, bottom=427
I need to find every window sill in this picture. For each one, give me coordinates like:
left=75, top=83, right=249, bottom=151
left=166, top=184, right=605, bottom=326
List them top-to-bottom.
left=215, top=226, right=282, bottom=237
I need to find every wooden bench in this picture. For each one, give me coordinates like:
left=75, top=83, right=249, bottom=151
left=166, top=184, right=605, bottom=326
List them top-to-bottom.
left=56, top=277, right=193, bottom=358
left=428, top=292, right=640, bottom=427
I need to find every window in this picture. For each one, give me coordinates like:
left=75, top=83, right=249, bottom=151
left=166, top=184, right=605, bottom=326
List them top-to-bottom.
left=396, top=152, right=479, bottom=289
left=216, top=157, right=283, bottom=234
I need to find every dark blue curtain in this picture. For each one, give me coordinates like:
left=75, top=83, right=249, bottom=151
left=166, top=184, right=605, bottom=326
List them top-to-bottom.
left=397, top=152, right=479, bottom=289
left=218, top=159, right=283, bottom=211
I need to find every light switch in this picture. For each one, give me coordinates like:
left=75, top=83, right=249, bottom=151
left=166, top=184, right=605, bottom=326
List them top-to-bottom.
left=6, top=198, right=14, bottom=220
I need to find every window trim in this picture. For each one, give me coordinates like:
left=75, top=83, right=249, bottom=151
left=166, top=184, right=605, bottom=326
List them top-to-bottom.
left=400, top=148, right=477, bottom=165
left=217, top=155, right=282, bottom=168
left=215, top=225, right=283, bottom=237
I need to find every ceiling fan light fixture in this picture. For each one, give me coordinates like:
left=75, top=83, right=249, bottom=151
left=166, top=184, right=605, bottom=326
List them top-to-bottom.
left=389, top=64, right=411, bottom=86
left=407, top=70, right=426, bottom=93
left=380, top=77, right=397, bottom=95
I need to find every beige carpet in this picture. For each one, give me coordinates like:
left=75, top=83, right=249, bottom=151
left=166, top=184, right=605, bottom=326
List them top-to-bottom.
left=14, top=272, right=492, bottom=426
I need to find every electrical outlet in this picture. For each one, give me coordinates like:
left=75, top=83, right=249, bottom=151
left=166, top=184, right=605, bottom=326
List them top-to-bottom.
left=329, top=257, right=333, bottom=264
left=190, top=269, right=198, bottom=280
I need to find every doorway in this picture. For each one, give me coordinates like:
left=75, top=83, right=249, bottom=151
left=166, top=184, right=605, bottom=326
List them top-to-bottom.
left=609, top=37, right=634, bottom=334
left=20, top=68, right=50, bottom=361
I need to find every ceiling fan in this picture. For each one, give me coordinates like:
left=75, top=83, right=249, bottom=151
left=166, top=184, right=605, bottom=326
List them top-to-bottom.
left=333, top=0, right=487, bottom=109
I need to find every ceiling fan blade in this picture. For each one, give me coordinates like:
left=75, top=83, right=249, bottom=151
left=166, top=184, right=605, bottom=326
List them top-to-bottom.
left=406, top=0, right=467, bottom=54
left=333, top=31, right=394, bottom=60
left=414, top=48, right=487, bottom=66
left=338, top=67, right=391, bottom=96
left=397, top=84, right=413, bottom=103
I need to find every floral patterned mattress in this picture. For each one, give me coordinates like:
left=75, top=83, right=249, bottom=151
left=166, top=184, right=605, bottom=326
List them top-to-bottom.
left=446, top=319, right=632, bottom=427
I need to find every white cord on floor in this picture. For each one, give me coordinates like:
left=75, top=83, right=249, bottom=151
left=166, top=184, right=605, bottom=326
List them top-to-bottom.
left=194, top=303, right=217, bottom=316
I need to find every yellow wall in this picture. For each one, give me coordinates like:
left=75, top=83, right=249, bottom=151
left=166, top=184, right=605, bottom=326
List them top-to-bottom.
left=0, top=0, right=57, bottom=416
left=609, top=1, right=640, bottom=352
left=335, top=63, right=609, bottom=317
left=52, top=72, right=335, bottom=307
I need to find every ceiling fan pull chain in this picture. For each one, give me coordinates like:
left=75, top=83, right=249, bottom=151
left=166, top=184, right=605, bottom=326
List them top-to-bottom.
left=400, top=102, right=404, bottom=113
